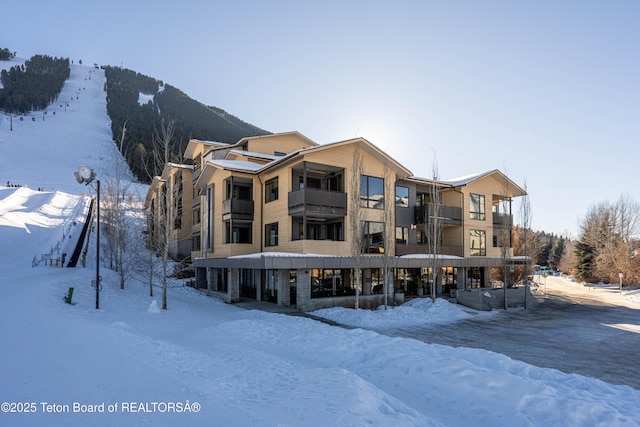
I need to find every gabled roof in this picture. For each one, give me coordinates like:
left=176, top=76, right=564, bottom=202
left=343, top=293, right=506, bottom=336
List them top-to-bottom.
left=236, top=131, right=318, bottom=148
left=310, top=137, right=413, bottom=177
left=184, top=139, right=229, bottom=159
left=227, top=149, right=280, bottom=162
left=194, top=159, right=262, bottom=188
left=160, top=162, right=193, bottom=180
left=442, top=169, right=527, bottom=197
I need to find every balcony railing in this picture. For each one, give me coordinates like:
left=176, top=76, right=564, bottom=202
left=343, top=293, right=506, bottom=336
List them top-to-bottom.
left=288, top=188, right=347, bottom=217
left=222, top=199, right=254, bottom=220
left=414, top=204, right=462, bottom=225
left=493, top=212, right=512, bottom=228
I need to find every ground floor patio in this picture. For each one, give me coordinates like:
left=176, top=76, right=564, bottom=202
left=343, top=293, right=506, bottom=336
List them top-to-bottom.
left=191, top=253, right=531, bottom=311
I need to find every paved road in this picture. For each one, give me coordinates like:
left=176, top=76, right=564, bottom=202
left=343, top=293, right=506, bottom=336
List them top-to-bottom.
left=380, top=277, right=640, bottom=390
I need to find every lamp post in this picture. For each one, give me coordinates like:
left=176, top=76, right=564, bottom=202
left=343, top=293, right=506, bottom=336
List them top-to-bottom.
left=75, top=165, right=100, bottom=309
left=619, top=272, right=623, bottom=294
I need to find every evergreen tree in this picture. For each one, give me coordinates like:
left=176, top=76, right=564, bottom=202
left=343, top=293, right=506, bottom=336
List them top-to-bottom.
left=548, top=237, right=565, bottom=271
left=574, top=240, right=595, bottom=282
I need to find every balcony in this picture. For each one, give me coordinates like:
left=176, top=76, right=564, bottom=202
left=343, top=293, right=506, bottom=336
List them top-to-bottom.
left=288, top=188, right=347, bottom=218
left=222, top=199, right=254, bottom=221
left=414, top=204, right=462, bottom=226
left=493, top=212, right=512, bottom=228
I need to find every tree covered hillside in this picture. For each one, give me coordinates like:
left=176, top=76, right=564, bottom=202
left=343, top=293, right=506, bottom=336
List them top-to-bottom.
left=0, top=54, right=70, bottom=114
left=104, top=66, right=270, bottom=181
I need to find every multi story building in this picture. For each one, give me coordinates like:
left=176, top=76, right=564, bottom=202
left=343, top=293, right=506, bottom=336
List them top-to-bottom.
left=147, top=131, right=528, bottom=311
left=145, top=162, right=194, bottom=262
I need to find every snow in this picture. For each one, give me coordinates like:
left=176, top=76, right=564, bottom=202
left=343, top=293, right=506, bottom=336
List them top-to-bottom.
left=2, top=58, right=640, bottom=426
left=137, top=92, right=154, bottom=106
left=207, top=158, right=264, bottom=172
left=228, top=251, right=335, bottom=259
left=312, top=297, right=497, bottom=329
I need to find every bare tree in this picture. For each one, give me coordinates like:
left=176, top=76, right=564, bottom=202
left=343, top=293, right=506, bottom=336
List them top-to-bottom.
left=141, top=118, right=177, bottom=309
left=101, top=122, right=132, bottom=289
left=349, top=149, right=365, bottom=309
left=423, top=154, right=442, bottom=302
left=381, top=164, right=395, bottom=309
left=497, top=172, right=512, bottom=309
left=519, top=180, right=532, bottom=308
left=576, top=195, right=640, bottom=285
left=558, top=238, right=577, bottom=276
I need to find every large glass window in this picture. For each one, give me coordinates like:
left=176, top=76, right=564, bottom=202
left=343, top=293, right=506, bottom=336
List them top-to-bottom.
left=361, top=175, right=384, bottom=209
left=265, top=177, right=278, bottom=202
left=226, top=180, right=251, bottom=200
left=395, top=186, right=409, bottom=208
left=416, top=192, right=433, bottom=207
left=470, top=193, right=485, bottom=220
left=226, top=221, right=252, bottom=244
left=363, top=221, right=384, bottom=253
left=265, top=222, right=278, bottom=247
left=396, top=226, right=409, bottom=244
left=470, top=229, right=486, bottom=256
left=441, top=267, right=457, bottom=294
left=468, top=267, right=483, bottom=289
left=310, top=269, right=355, bottom=298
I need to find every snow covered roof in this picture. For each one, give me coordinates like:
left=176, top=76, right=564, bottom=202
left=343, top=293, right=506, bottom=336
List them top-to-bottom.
left=228, top=149, right=281, bottom=161
left=207, top=159, right=264, bottom=172
left=166, top=162, right=194, bottom=170
left=440, top=170, right=496, bottom=186
left=229, top=252, right=337, bottom=259
left=399, top=254, right=465, bottom=260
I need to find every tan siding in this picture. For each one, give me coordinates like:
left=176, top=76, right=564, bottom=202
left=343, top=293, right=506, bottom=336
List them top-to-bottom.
left=247, top=134, right=314, bottom=155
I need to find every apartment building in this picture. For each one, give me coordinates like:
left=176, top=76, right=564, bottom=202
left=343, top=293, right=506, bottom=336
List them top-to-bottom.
left=147, top=131, right=528, bottom=311
left=145, top=162, right=194, bottom=262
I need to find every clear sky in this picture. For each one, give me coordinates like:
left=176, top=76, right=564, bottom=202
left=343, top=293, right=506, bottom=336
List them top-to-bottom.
left=2, top=0, right=639, bottom=237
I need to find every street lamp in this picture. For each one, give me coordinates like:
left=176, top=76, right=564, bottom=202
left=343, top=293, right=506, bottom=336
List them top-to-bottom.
left=75, top=165, right=101, bottom=309
left=619, top=272, right=623, bottom=294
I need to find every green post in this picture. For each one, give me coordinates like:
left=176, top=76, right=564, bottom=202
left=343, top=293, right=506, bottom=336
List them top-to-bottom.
left=64, top=287, right=74, bottom=304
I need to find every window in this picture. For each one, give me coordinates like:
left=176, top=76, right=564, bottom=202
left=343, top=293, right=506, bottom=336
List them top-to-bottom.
left=274, top=151, right=286, bottom=157
left=172, top=172, right=183, bottom=230
left=327, top=174, right=343, bottom=192
left=298, top=175, right=321, bottom=189
left=361, top=175, right=384, bottom=209
left=265, top=177, right=278, bottom=202
left=226, top=180, right=251, bottom=200
left=395, top=186, right=409, bottom=208
left=416, top=192, right=433, bottom=207
left=470, top=193, right=485, bottom=220
left=193, top=207, right=200, bottom=225
left=292, top=218, right=343, bottom=241
left=225, top=221, right=252, bottom=244
left=326, top=221, right=343, bottom=241
left=363, top=221, right=384, bottom=253
left=265, top=222, right=278, bottom=246
left=396, top=226, right=409, bottom=244
left=470, top=229, right=486, bottom=256
left=192, top=235, right=201, bottom=251
left=467, top=267, right=483, bottom=289
left=310, top=269, right=355, bottom=299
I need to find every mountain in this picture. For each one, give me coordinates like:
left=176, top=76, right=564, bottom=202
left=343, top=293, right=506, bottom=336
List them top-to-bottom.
left=0, top=53, right=270, bottom=184
left=0, top=57, right=122, bottom=193
left=103, top=66, right=270, bottom=181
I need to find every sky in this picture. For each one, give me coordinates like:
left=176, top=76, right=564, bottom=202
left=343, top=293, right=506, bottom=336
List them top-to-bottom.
left=2, top=0, right=640, bottom=237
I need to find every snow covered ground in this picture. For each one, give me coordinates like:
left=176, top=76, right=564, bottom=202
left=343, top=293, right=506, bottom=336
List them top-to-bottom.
left=2, top=58, right=640, bottom=426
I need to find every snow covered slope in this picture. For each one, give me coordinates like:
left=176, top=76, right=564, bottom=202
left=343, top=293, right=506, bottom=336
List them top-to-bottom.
left=0, top=58, right=123, bottom=193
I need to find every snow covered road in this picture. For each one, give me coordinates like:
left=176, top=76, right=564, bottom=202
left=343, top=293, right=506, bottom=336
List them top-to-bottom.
left=377, top=277, right=640, bottom=390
